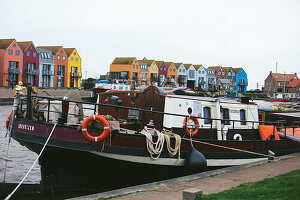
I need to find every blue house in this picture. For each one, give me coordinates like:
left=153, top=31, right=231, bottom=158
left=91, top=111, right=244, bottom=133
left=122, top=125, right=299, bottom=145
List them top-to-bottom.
left=233, top=68, right=248, bottom=92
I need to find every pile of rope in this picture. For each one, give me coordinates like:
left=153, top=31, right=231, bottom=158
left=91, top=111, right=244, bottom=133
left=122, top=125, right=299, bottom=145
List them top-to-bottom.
left=141, top=127, right=165, bottom=159
left=161, top=129, right=181, bottom=160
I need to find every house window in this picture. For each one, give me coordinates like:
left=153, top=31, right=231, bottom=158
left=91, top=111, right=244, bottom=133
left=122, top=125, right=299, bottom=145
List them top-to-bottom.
left=13, top=44, right=16, bottom=47
left=9, top=49, right=13, bottom=55
left=16, top=50, right=20, bottom=55
left=26, top=51, right=30, bottom=56
left=33, top=52, right=36, bottom=57
left=74, top=52, right=76, bottom=55
left=57, top=55, right=60, bottom=60
left=63, top=56, right=66, bottom=60
left=71, top=57, right=73, bottom=61
left=76, top=57, right=78, bottom=62
left=133, top=64, right=135, bottom=68
left=137, top=65, right=139, bottom=69
left=155, top=67, right=157, bottom=70
left=160, top=67, right=162, bottom=71
left=164, top=68, right=166, bottom=71
left=170, top=68, right=172, bottom=72
left=173, top=68, right=175, bottom=72
left=179, top=69, right=181, bottom=72
left=183, top=69, right=185, bottom=72
left=189, top=70, right=195, bottom=78
left=202, top=71, right=204, bottom=74
left=218, top=72, right=221, bottom=75
left=222, top=72, right=225, bottom=75
left=228, top=72, right=231, bottom=76
left=239, top=73, right=241, bottom=76
left=243, top=74, right=245, bottom=76
left=203, top=107, right=211, bottom=124
left=222, top=108, right=230, bottom=125
left=240, top=109, right=246, bottom=125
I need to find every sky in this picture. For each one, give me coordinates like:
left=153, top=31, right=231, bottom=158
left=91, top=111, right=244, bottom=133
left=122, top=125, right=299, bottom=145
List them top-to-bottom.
left=1, top=0, right=299, bottom=89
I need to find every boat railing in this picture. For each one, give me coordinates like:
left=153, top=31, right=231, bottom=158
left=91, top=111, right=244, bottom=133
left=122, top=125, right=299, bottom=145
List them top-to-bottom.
left=17, top=93, right=296, bottom=140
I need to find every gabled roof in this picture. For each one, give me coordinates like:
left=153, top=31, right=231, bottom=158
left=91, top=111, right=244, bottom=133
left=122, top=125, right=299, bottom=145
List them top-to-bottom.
left=0, top=39, right=15, bottom=49
left=17, top=41, right=33, bottom=51
left=37, top=46, right=63, bottom=55
left=64, top=48, right=76, bottom=57
left=112, top=57, right=136, bottom=65
left=137, top=59, right=155, bottom=66
left=155, top=61, right=164, bottom=67
left=164, top=62, right=174, bottom=68
left=174, top=63, right=183, bottom=69
left=183, top=64, right=192, bottom=70
left=193, top=65, right=203, bottom=71
left=208, top=66, right=222, bottom=70
left=223, top=67, right=232, bottom=72
left=233, top=68, right=242, bottom=73
left=271, top=73, right=298, bottom=82
left=287, top=79, right=300, bottom=87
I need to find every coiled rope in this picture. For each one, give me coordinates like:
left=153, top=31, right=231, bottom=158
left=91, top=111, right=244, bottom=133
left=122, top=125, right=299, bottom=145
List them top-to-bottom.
left=5, top=123, right=57, bottom=200
left=141, top=127, right=165, bottom=159
left=161, top=129, right=181, bottom=160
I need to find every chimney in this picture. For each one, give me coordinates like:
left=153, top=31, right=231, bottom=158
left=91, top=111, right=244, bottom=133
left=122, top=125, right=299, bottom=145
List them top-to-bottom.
left=270, top=71, right=272, bottom=74
left=295, top=73, right=297, bottom=76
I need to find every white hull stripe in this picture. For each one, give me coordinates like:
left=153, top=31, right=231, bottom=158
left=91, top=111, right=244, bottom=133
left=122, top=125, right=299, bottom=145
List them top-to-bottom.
left=93, top=115, right=96, bottom=120
left=104, top=127, right=109, bottom=129
left=82, top=128, right=87, bottom=131
left=95, top=137, right=97, bottom=142
left=90, top=152, right=267, bottom=167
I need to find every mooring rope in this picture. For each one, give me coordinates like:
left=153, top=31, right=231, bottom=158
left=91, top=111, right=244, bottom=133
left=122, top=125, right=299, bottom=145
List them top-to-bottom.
left=5, top=123, right=57, bottom=200
left=141, top=127, right=165, bottom=159
left=161, top=129, right=181, bottom=160
left=181, top=137, right=275, bottom=159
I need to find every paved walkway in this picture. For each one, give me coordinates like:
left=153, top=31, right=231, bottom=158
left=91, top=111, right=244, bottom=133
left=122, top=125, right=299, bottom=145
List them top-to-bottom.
left=70, top=153, right=300, bottom=200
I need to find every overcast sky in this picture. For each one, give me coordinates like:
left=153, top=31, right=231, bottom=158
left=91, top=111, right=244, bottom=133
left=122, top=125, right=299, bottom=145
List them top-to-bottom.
left=1, top=0, right=299, bottom=89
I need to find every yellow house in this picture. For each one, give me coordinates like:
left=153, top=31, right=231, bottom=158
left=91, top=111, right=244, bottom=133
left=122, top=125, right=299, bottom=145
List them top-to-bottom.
left=64, top=48, right=81, bottom=88
left=110, top=57, right=140, bottom=86
left=137, top=59, right=158, bottom=86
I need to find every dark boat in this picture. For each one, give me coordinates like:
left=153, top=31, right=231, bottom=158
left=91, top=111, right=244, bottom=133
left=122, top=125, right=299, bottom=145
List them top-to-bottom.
left=8, top=86, right=300, bottom=191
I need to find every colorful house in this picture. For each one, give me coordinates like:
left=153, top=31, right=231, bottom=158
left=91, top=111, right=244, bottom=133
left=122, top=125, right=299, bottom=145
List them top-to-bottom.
left=0, top=39, right=23, bottom=87
left=18, top=41, right=39, bottom=86
left=37, top=46, right=68, bottom=88
left=36, top=47, right=55, bottom=87
left=64, top=48, right=81, bottom=88
left=110, top=57, right=140, bottom=86
left=139, top=59, right=158, bottom=86
left=138, top=61, right=149, bottom=86
left=156, top=61, right=167, bottom=87
left=165, top=62, right=177, bottom=86
left=174, top=63, right=187, bottom=87
left=184, top=64, right=196, bottom=88
left=194, top=65, right=207, bottom=90
left=223, top=67, right=236, bottom=91
left=207, top=68, right=216, bottom=91
left=233, top=68, right=248, bottom=92
left=264, top=71, right=297, bottom=94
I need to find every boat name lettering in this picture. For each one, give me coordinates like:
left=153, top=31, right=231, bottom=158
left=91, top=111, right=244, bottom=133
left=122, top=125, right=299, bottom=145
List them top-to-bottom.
left=18, top=124, right=35, bottom=131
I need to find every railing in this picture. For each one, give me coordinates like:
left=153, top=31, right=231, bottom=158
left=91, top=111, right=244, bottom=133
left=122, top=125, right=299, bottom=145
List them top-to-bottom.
left=8, top=68, right=22, bottom=74
left=26, top=69, right=39, bottom=75
left=42, top=70, right=54, bottom=76
left=70, top=72, right=82, bottom=77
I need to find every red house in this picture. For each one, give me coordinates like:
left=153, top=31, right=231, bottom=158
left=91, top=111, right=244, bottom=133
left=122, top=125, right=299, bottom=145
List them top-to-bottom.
left=0, top=39, right=23, bottom=87
left=18, top=41, right=39, bottom=86
left=156, top=61, right=167, bottom=86
left=208, top=66, right=225, bottom=81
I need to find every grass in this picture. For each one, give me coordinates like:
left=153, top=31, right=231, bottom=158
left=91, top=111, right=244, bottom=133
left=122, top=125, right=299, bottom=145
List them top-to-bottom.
left=196, top=169, right=300, bottom=200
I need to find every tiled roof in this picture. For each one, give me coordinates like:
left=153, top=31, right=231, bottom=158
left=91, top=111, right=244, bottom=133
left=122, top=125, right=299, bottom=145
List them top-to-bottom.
left=0, top=39, right=15, bottom=49
left=17, top=41, right=32, bottom=51
left=37, top=46, right=62, bottom=55
left=64, top=48, right=76, bottom=57
left=112, top=57, right=136, bottom=65
left=137, top=60, right=155, bottom=66
left=155, top=61, right=164, bottom=67
left=164, top=62, right=174, bottom=68
left=174, top=63, right=183, bottom=69
left=183, top=64, right=192, bottom=70
left=193, top=65, right=203, bottom=71
left=208, top=66, right=222, bottom=70
left=223, top=67, right=232, bottom=72
left=233, top=68, right=242, bottom=73
left=271, top=73, right=298, bottom=82
left=287, top=79, right=300, bottom=87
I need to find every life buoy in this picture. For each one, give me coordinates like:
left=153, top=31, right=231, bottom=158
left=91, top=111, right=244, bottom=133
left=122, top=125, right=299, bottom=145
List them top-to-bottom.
left=6, top=110, right=13, bottom=129
left=81, top=115, right=110, bottom=142
left=183, top=115, right=199, bottom=136
left=233, top=133, right=242, bottom=140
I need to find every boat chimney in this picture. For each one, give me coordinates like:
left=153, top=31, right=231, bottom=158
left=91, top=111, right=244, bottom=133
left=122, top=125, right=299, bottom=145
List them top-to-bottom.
left=147, top=120, right=155, bottom=129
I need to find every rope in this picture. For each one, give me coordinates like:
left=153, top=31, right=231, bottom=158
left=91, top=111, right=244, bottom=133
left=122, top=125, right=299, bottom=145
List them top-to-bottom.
left=5, top=123, right=57, bottom=200
left=141, top=127, right=165, bottom=159
left=161, top=129, right=181, bottom=160
left=181, top=138, right=275, bottom=159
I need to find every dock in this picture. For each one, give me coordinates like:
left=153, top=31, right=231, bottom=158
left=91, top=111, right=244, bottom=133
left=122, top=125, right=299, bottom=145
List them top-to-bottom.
left=68, top=152, right=300, bottom=200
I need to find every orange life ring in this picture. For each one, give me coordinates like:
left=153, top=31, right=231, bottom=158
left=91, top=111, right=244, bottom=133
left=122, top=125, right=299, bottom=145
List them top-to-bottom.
left=6, top=110, right=13, bottom=129
left=81, top=115, right=110, bottom=142
left=183, top=115, right=199, bottom=136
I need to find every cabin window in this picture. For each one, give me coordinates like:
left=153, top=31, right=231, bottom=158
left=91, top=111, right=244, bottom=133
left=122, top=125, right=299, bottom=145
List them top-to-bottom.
left=203, top=107, right=211, bottom=124
left=221, top=108, right=230, bottom=125
left=240, top=109, right=246, bottom=125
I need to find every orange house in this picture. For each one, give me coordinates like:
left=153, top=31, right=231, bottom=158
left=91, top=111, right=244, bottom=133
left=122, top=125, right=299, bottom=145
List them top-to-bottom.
left=0, top=39, right=23, bottom=87
left=37, top=46, right=68, bottom=87
left=110, top=57, right=140, bottom=86
left=137, top=59, right=159, bottom=86
left=165, top=62, right=177, bottom=86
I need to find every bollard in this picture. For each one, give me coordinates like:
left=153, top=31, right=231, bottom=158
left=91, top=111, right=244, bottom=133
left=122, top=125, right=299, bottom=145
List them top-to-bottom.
left=183, top=188, right=203, bottom=200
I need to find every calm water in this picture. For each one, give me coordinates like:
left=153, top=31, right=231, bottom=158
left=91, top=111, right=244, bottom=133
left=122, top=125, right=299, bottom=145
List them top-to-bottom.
left=0, top=105, right=41, bottom=184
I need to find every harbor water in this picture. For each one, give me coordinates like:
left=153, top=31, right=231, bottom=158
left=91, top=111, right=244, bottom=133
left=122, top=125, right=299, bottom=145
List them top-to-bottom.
left=0, top=105, right=41, bottom=184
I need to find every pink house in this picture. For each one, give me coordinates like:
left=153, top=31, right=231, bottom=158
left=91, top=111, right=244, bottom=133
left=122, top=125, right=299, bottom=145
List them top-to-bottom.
left=18, top=41, right=39, bottom=86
